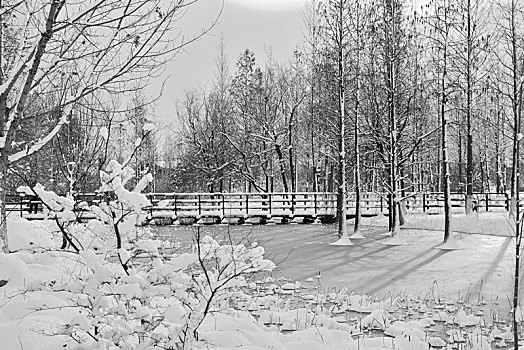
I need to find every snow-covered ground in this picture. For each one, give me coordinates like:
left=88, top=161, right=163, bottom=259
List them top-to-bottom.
left=0, top=210, right=520, bottom=349
left=155, top=212, right=517, bottom=309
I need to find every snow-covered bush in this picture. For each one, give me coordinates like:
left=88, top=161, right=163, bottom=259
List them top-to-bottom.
left=2, top=155, right=276, bottom=349
left=47, top=232, right=275, bottom=349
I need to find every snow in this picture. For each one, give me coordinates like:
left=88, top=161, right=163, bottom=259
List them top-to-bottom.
left=9, top=113, right=69, bottom=163
left=143, top=123, right=156, bottom=132
left=99, top=126, right=109, bottom=140
left=1, top=183, right=522, bottom=350
left=7, top=216, right=56, bottom=251
left=349, top=231, right=365, bottom=239
left=382, top=234, right=407, bottom=246
left=435, top=235, right=461, bottom=250
left=330, top=236, right=353, bottom=245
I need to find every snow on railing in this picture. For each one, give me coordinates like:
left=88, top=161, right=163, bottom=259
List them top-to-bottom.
left=5, top=191, right=517, bottom=219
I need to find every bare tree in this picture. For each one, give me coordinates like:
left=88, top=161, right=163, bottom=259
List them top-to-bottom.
left=0, top=0, right=219, bottom=252
left=315, top=0, right=353, bottom=242
left=347, top=0, right=370, bottom=238
left=422, top=0, right=458, bottom=242
left=453, top=0, right=491, bottom=213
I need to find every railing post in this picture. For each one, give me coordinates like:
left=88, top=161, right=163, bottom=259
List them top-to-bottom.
left=506, top=192, right=510, bottom=211
left=269, top=193, right=272, bottom=215
left=291, top=193, right=295, bottom=214
left=314, top=193, right=318, bottom=214
left=423, top=193, right=426, bottom=212
left=464, top=193, right=467, bottom=212
left=486, top=193, right=489, bottom=212
left=222, top=194, right=225, bottom=217
left=245, top=194, right=249, bottom=215
left=19, top=195, right=23, bottom=217
left=198, top=195, right=202, bottom=215
left=380, top=195, right=384, bottom=212
left=174, top=196, right=178, bottom=216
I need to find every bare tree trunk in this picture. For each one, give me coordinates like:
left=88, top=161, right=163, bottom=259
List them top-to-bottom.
left=336, top=0, right=348, bottom=239
left=386, top=0, right=400, bottom=236
left=465, top=0, right=474, bottom=213
left=510, top=0, right=520, bottom=217
left=352, top=2, right=365, bottom=236
left=0, top=11, right=5, bottom=253
left=442, top=81, right=452, bottom=242
left=354, top=94, right=362, bottom=235
left=496, top=101, right=503, bottom=193
left=443, top=107, right=452, bottom=242
left=514, top=114, right=521, bottom=350
left=289, top=116, right=296, bottom=193
left=458, top=127, right=463, bottom=191
left=311, top=130, right=317, bottom=192
left=274, top=143, right=290, bottom=193
left=0, top=157, right=7, bottom=253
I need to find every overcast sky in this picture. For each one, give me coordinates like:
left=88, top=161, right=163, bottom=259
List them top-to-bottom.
left=146, top=0, right=307, bottom=128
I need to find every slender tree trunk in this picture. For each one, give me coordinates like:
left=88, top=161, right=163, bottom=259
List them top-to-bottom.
left=336, top=0, right=348, bottom=239
left=387, top=0, right=400, bottom=236
left=432, top=0, right=453, bottom=242
left=465, top=0, right=474, bottom=213
left=510, top=0, right=520, bottom=217
left=0, top=9, right=6, bottom=253
left=353, top=19, right=363, bottom=235
left=514, top=61, right=524, bottom=350
left=354, top=92, right=362, bottom=235
left=443, top=102, right=452, bottom=242
left=496, top=102, right=502, bottom=193
left=336, top=103, right=348, bottom=239
left=437, top=113, right=442, bottom=192
left=515, top=118, right=521, bottom=350
left=289, top=121, right=296, bottom=193
left=458, top=128, right=463, bottom=191
left=311, top=132, right=317, bottom=192
left=484, top=139, right=489, bottom=192
left=274, top=143, right=289, bottom=193
left=0, top=157, right=7, bottom=253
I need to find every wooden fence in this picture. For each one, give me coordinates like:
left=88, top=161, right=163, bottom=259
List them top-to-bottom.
left=3, top=191, right=515, bottom=224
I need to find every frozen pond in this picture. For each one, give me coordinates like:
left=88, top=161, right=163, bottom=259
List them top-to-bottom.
left=152, top=212, right=518, bottom=318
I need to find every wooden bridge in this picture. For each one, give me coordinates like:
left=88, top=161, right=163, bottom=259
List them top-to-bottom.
left=5, top=191, right=514, bottom=225
left=146, top=191, right=512, bottom=225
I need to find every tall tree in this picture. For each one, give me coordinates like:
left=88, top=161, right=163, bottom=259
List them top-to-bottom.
left=0, top=0, right=217, bottom=252
left=315, top=0, right=353, bottom=243
left=346, top=0, right=371, bottom=238
left=368, top=0, right=407, bottom=236
left=423, top=0, right=457, bottom=242
left=455, top=0, right=491, bottom=213
left=495, top=0, right=524, bottom=217
left=228, top=50, right=267, bottom=192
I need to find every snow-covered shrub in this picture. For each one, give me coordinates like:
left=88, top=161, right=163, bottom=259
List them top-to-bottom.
left=2, top=157, right=276, bottom=349
left=44, top=231, right=275, bottom=349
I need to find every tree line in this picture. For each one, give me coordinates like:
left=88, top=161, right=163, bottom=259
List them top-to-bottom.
left=4, top=0, right=523, bottom=231
left=173, top=0, right=518, bottom=233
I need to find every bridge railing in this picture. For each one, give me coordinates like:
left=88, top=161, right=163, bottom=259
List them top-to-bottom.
left=3, top=191, right=518, bottom=219
left=148, top=191, right=516, bottom=218
left=149, top=192, right=340, bottom=218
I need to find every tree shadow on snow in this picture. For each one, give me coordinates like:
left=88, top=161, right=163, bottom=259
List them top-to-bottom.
left=353, top=248, right=449, bottom=294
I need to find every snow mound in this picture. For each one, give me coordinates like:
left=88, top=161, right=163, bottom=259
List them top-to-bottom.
left=7, top=216, right=56, bottom=252
left=349, top=231, right=366, bottom=239
left=435, top=235, right=461, bottom=250
left=330, top=236, right=353, bottom=246
left=360, top=310, right=393, bottom=330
